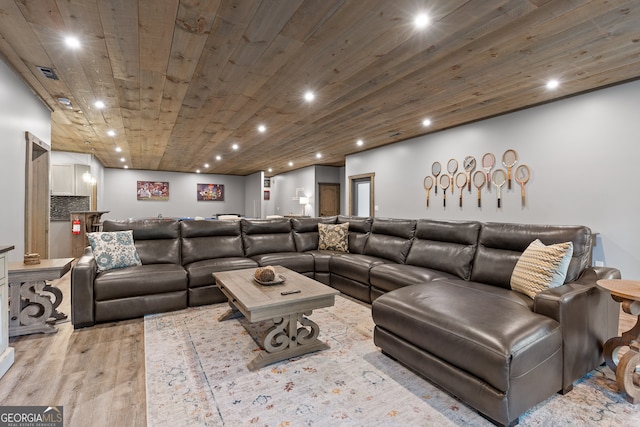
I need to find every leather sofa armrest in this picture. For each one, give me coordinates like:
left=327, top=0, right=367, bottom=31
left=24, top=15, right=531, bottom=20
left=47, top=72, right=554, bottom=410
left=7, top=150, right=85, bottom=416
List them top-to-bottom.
left=71, top=246, right=97, bottom=328
left=533, top=266, right=621, bottom=391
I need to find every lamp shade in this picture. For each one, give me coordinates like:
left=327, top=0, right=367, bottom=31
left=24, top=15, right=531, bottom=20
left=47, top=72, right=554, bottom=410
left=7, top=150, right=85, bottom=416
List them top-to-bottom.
left=299, top=196, right=309, bottom=205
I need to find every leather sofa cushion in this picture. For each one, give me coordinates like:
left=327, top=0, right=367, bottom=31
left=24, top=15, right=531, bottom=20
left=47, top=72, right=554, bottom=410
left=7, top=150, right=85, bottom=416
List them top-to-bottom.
left=292, top=216, right=338, bottom=252
left=338, top=216, right=372, bottom=253
left=364, top=218, right=416, bottom=264
left=104, top=219, right=181, bottom=265
left=242, top=219, right=296, bottom=256
left=405, top=219, right=480, bottom=279
left=181, top=220, right=245, bottom=264
left=471, top=223, right=592, bottom=288
left=306, top=249, right=342, bottom=272
left=251, top=252, right=315, bottom=273
left=330, top=253, right=392, bottom=283
left=185, top=257, right=258, bottom=288
left=94, top=264, right=187, bottom=301
left=369, top=264, right=457, bottom=293
left=373, top=280, right=561, bottom=392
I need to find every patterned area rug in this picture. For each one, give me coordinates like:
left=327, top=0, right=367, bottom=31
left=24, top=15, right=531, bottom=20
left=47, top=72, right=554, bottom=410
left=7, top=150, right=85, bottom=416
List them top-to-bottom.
left=145, top=296, right=640, bottom=426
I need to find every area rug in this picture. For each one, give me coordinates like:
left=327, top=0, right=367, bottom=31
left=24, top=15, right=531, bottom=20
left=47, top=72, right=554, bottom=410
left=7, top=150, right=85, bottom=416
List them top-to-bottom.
left=145, top=296, right=640, bottom=426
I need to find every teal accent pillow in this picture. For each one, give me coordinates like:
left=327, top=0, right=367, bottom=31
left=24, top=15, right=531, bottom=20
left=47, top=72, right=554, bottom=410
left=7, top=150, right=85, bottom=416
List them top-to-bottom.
left=87, top=230, right=142, bottom=272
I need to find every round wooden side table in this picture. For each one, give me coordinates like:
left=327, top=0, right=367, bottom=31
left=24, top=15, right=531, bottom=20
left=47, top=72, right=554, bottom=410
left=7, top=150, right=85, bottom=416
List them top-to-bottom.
left=597, top=279, right=640, bottom=404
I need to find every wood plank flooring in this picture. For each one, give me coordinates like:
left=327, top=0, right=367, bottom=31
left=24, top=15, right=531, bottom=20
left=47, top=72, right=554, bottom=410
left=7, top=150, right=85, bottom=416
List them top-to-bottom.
left=0, top=271, right=635, bottom=427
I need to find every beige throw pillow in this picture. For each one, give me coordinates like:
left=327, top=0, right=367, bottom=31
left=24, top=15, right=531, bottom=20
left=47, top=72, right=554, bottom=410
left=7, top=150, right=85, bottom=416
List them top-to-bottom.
left=318, top=222, right=349, bottom=252
left=510, top=239, right=574, bottom=299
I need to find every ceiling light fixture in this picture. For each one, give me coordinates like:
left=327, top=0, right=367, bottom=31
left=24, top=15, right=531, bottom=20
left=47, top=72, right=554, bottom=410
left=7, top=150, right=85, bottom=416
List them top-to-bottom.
left=414, top=13, right=431, bottom=29
left=65, top=36, right=81, bottom=49
left=546, top=79, right=560, bottom=90
left=304, top=91, right=315, bottom=102
left=94, top=100, right=106, bottom=109
left=422, top=118, right=432, bottom=127
left=258, top=124, right=267, bottom=133
left=107, top=130, right=115, bottom=137
left=356, top=139, right=364, bottom=146
left=232, top=143, right=239, bottom=150
left=115, top=147, right=122, bottom=153
left=316, top=153, right=322, bottom=159
left=216, top=155, right=222, bottom=161
left=120, top=157, right=125, bottom=162
left=288, top=161, right=293, bottom=167
left=204, top=163, right=209, bottom=168
left=124, top=165, right=129, bottom=169
left=268, top=168, right=273, bottom=173
left=196, top=169, right=201, bottom=174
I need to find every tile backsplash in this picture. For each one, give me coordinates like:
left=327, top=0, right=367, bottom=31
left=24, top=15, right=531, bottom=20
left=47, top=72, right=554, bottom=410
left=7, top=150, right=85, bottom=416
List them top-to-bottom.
left=51, top=195, right=90, bottom=221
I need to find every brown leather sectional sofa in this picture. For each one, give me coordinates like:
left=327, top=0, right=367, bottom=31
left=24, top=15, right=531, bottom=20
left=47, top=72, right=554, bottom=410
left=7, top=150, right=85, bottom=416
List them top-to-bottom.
left=70, top=215, right=620, bottom=426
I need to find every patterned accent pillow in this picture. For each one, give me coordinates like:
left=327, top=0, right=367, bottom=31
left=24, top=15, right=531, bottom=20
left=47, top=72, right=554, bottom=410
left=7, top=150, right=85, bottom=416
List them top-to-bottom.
left=318, top=222, right=349, bottom=252
left=87, top=230, right=142, bottom=272
left=510, top=239, right=573, bottom=299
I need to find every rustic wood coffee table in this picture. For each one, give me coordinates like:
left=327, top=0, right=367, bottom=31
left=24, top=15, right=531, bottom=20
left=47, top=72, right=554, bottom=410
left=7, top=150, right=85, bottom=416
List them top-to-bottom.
left=213, top=266, right=339, bottom=371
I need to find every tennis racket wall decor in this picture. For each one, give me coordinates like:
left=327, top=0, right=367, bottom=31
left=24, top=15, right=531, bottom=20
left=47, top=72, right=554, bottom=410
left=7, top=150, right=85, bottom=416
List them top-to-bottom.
left=421, top=151, right=531, bottom=209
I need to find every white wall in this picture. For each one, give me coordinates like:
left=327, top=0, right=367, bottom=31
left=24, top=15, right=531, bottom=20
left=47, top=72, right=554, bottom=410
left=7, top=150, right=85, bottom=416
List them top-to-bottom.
left=0, top=60, right=51, bottom=262
left=346, top=79, right=640, bottom=279
left=270, top=167, right=315, bottom=216
left=102, top=168, right=246, bottom=220
left=244, top=171, right=263, bottom=218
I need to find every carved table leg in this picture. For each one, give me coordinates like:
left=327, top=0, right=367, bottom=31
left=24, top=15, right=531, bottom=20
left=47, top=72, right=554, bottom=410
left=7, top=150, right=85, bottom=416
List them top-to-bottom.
left=9, top=280, right=57, bottom=337
left=43, top=282, right=67, bottom=322
left=218, top=303, right=242, bottom=322
left=247, top=311, right=328, bottom=371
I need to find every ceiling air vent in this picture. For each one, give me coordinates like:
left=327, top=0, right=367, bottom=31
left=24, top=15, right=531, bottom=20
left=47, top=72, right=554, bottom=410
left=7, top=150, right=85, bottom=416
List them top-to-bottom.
left=36, top=66, right=58, bottom=80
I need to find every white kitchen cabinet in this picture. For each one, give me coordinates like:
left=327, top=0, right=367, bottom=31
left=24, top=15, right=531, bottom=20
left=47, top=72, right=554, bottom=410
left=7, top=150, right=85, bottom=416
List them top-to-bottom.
left=51, top=164, right=91, bottom=196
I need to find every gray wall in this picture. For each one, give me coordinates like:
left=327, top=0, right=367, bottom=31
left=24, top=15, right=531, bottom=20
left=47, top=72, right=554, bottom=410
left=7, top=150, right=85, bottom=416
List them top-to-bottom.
left=0, top=60, right=51, bottom=262
left=346, top=79, right=640, bottom=279
left=270, top=166, right=316, bottom=216
left=102, top=168, right=246, bottom=220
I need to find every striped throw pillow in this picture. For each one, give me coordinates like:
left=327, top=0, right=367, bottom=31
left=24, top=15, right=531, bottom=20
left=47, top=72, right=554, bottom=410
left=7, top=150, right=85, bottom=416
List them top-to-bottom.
left=510, top=239, right=573, bottom=299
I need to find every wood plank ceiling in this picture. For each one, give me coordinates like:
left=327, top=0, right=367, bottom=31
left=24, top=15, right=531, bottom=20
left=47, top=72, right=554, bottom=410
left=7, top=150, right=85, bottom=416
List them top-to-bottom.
left=0, top=0, right=639, bottom=176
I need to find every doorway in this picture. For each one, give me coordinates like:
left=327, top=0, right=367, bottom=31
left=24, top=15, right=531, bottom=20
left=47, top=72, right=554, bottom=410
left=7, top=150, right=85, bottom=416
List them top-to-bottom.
left=25, top=132, right=50, bottom=258
left=349, top=173, right=375, bottom=217
left=318, top=183, right=340, bottom=216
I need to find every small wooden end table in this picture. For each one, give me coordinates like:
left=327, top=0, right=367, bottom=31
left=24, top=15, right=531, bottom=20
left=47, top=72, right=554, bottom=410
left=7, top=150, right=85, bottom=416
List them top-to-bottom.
left=8, top=258, right=73, bottom=337
left=213, top=266, right=339, bottom=371
left=597, top=279, right=640, bottom=404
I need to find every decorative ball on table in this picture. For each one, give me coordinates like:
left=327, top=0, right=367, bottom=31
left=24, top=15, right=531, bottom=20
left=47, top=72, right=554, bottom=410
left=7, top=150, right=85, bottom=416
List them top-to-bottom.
left=254, top=266, right=276, bottom=282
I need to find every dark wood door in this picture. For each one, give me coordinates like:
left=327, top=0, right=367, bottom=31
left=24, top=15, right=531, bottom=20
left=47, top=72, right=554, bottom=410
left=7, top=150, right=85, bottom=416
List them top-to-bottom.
left=318, top=183, right=340, bottom=216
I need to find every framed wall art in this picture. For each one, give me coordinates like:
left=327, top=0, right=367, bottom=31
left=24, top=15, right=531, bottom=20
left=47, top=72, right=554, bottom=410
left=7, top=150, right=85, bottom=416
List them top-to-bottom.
left=264, top=178, right=271, bottom=188
left=137, top=181, right=169, bottom=201
left=197, top=183, right=225, bottom=201
left=264, top=190, right=270, bottom=200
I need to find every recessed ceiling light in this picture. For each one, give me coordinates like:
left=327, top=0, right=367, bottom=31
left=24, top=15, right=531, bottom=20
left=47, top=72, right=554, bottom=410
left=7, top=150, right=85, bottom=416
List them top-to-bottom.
left=414, top=13, right=430, bottom=29
left=65, top=36, right=81, bottom=49
left=546, top=79, right=560, bottom=90
left=304, top=91, right=315, bottom=102
left=94, top=100, right=106, bottom=109
left=422, top=118, right=432, bottom=127
left=258, top=124, right=267, bottom=133
left=107, top=130, right=115, bottom=137
left=356, top=139, right=364, bottom=147
left=232, top=143, right=239, bottom=150
left=115, top=147, right=122, bottom=152
left=316, top=153, right=322, bottom=159
left=215, top=155, right=222, bottom=161
left=120, top=157, right=125, bottom=162
left=288, top=161, right=293, bottom=167
left=204, top=163, right=209, bottom=168
left=124, top=165, right=129, bottom=169
left=268, top=168, right=273, bottom=173
left=196, top=169, right=201, bottom=174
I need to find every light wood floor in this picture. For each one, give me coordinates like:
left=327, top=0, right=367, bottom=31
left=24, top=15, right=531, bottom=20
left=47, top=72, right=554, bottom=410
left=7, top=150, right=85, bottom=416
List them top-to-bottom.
left=0, top=272, right=635, bottom=427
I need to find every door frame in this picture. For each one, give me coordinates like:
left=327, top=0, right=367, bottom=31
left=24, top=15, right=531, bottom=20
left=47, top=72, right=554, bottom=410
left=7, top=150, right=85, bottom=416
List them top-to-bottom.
left=25, top=132, right=50, bottom=258
left=348, top=172, right=375, bottom=217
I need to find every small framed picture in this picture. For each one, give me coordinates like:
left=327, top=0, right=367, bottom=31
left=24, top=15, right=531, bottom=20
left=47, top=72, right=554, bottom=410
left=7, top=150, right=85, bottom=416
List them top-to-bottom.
left=263, top=178, right=271, bottom=188
left=137, top=181, right=169, bottom=201
left=197, top=183, right=225, bottom=201
left=264, top=190, right=270, bottom=200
